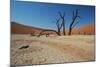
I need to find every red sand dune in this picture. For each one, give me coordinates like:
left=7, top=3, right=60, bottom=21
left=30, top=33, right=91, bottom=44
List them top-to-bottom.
left=11, top=22, right=95, bottom=35
left=11, top=22, right=43, bottom=34
left=11, top=22, right=56, bottom=34
left=63, top=24, right=95, bottom=35
left=69, top=24, right=95, bottom=35
left=79, top=24, right=95, bottom=35
left=71, top=28, right=80, bottom=34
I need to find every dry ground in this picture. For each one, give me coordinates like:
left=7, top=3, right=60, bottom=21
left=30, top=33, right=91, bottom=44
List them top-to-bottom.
left=11, top=34, right=95, bottom=66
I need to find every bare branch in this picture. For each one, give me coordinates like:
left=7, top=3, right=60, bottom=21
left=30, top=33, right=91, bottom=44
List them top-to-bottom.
left=72, top=10, right=75, bottom=19
left=58, top=11, right=63, bottom=18
left=58, top=11, right=66, bottom=19
left=58, top=11, right=66, bottom=35
left=55, top=18, right=60, bottom=28
left=72, top=19, right=80, bottom=28
left=59, top=22, right=63, bottom=29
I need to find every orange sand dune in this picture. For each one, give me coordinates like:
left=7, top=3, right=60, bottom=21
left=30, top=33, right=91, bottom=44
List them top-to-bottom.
left=11, top=22, right=95, bottom=35
left=11, top=22, right=43, bottom=34
left=65, top=24, right=95, bottom=35
left=79, top=24, right=95, bottom=35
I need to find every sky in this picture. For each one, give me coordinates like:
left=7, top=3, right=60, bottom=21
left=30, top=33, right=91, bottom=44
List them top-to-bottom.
left=11, top=0, right=95, bottom=30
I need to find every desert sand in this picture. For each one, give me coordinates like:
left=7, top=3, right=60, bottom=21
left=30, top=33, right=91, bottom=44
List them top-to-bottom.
left=11, top=34, right=95, bottom=66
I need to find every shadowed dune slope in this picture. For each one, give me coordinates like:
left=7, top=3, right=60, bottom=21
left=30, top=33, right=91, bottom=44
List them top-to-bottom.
left=11, top=22, right=95, bottom=35
left=11, top=22, right=43, bottom=34
left=11, top=22, right=57, bottom=34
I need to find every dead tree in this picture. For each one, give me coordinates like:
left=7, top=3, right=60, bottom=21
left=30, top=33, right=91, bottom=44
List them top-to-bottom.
left=68, top=9, right=81, bottom=35
left=58, top=11, right=66, bottom=35
left=55, top=18, right=63, bottom=36
left=37, top=30, right=58, bottom=37
left=30, top=31, right=35, bottom=36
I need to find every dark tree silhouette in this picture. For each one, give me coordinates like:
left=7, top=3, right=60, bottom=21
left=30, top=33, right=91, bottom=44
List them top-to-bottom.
left=68, top=9, right=81, bottom=35
left=58, top=11, right=66, bottom=35
left=37, top=18, right=63, bottom=37
left=55, top=18, right=63, bottom=36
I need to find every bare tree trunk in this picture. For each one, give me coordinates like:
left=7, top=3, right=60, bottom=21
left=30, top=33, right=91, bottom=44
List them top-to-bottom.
left=54, top=18, right=63, bottom=36
left=62, top=19, right=66, bottom=35
left=68, top=27, right=72, bottom=35
left=58, top=28, right=61, bottom=36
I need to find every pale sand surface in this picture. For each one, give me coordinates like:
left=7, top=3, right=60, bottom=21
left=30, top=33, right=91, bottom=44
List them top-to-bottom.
left=11, top=34, right=95, bottom=66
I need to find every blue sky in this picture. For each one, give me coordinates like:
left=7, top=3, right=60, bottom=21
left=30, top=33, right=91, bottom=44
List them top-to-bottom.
left=11, top=0, right=95, bottom=30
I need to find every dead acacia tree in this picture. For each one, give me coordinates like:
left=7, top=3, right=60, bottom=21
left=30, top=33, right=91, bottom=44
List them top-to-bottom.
left=68, top=9, right=81, bottom=35
left=58, top=11, right=66, bottom=35
left=37, top=18, right=63, bottom=37
left=55, top=18, right=63, bottom=36
left=37, top=30, right=58, bottom=37
left=30, top=31, right=35, bottom=36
